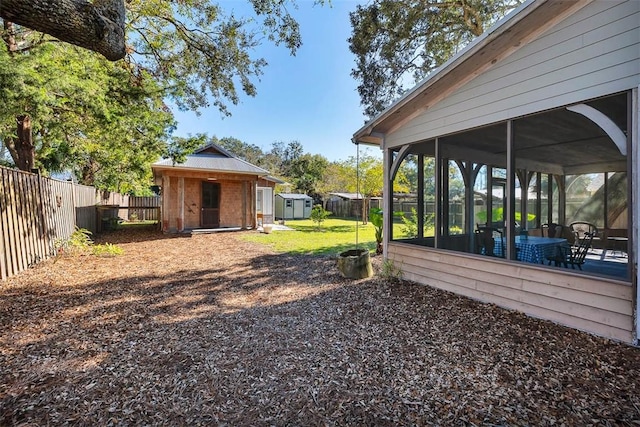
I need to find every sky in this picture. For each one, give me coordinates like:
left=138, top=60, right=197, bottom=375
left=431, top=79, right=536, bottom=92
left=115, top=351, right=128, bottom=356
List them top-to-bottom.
left=170, top=0, right=378, bottom=162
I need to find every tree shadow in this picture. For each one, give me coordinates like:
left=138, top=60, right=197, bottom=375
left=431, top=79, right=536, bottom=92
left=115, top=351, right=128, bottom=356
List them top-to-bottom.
left=291, top=224, right=369, bottom=234
left=94, top=225, right=189, bottom=244
left=2, top=236, right=639, bottom=425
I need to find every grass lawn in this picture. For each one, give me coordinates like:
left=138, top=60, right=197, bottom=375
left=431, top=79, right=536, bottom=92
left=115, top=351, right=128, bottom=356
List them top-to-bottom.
left=240, top=218, right=406, bottom=256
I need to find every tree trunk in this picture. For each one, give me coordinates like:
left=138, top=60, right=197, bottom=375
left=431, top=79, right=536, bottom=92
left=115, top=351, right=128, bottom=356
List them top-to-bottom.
left=0, top=0, right=126, bottom=60
left=2, top=21, right=17, bottom=53
left=8, top=115, right=36, bottom=172
left=81, top=159, right=99, bottom=185
left=361, top=197, right=369, bottom=225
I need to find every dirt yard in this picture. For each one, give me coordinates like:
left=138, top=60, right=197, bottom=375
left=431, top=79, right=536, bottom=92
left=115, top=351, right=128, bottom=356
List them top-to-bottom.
left=1, top=226, right=639, bottom=426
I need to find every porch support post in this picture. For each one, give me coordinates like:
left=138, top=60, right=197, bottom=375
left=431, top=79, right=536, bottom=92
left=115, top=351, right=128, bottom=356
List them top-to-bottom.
left=630, top=86, right=638, bottom=345
left=506, top=120, right=516, bottom=259
left=434, top=138, right=441, bottom=248
left=383, top=142, right=391, bottom=255
left=417, top=155, right=424, bottom=239
left=442, top=157, right=450, bottom=238
left=457, top=160, right=473, bottom=237
left=471, top=164, right=483, bottom=251
left=487, top=167, right=493, bottom=227
left=518, top=170, right=533, bottom=231
left=535, top=172, right=542, bottom=228
left=162, top=174, right=170, bottom=232
left=547, top=174, right=553, bottom=225
left=558, top=176, right=566, bottom=224
left=177, top=177, right=184, bottom=232
left=242, top=181, right=247, bottom=229
left=253, top=181, right=258, bottom=228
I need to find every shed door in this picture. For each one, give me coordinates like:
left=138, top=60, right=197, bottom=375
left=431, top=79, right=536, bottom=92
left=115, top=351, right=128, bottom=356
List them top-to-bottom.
left=202, top=182, right=220, bottom=228
left=293, top=199, right=305, bottom=219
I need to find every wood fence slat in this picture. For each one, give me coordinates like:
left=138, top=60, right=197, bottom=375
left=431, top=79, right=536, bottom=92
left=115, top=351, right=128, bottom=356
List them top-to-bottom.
left=0, top=169, right=8, bottom=280
left=1, top=169, right=16, bottom=277
left=8, top=171, right=26, bottom=273
left=18, top=171, right=36, bottom=267
left=28, top=174, right=45, bottom=264
left=33, top=174, right=47, bottom=261
left=39, top=176, right=53, bottom=256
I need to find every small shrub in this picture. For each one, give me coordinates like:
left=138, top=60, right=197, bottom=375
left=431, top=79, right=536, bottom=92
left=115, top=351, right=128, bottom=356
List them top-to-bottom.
left=310, top=204, right=331, bottom=229
left=369, top=207, right=383, bottom=254
left=399, top=208, right=435, bottom=238
left=400, top=208, right=418, bottom=238
left=54, top=227, right=123, bottom=258
left=55, top=227, right=93, bottom=257
left=92, top=243, right=124, bottom=257
left=380, top=258, right=403, bottom=282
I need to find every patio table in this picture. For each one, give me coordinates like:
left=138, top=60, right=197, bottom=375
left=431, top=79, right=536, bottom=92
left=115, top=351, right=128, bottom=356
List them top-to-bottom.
left=494, top=236, right=568, bottom=264
left=606, top=236, right=628, bottom=258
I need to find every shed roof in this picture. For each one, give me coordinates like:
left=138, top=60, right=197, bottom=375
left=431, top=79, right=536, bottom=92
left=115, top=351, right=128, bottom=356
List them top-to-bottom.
left=276, top=193, right=313, bottom=199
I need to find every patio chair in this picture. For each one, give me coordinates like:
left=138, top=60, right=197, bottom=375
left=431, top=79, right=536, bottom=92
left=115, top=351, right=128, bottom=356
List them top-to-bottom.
left=569, top=221, right=600, bottom=250
left=542, top=223, right=564, bottom=238
left=475, top=226, right=504, bottom=258
left=546, top=231, right=594, bottom=270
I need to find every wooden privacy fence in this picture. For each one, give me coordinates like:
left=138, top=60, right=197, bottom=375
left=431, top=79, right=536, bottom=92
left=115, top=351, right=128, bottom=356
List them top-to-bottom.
left=0, top=166, right=160, bottom=281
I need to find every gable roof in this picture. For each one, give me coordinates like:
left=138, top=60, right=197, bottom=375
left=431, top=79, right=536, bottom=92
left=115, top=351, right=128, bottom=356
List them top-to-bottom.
left=352, top=0, right=592, bottom=145
left=152, top=142, right=270, bottom=176
left=276, top=193, right=313, bottom=200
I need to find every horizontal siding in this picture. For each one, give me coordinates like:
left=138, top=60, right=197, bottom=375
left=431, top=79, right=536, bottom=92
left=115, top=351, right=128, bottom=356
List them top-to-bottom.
left=387, top=0, right=640, bottom=148
left=388, top=242, right=634, bottom=343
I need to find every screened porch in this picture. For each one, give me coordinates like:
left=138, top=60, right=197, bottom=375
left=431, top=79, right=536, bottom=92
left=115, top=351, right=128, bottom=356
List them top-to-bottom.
left=387, top=91, right=632, bottom=283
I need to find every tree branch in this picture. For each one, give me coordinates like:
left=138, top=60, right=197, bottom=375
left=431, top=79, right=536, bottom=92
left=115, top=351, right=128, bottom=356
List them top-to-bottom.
left=0, top=0, right=126, bottom=60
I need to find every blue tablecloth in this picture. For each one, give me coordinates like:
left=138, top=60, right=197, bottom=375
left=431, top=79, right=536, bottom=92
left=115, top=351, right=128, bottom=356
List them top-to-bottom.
left=494, top=236, right=568, bottom=264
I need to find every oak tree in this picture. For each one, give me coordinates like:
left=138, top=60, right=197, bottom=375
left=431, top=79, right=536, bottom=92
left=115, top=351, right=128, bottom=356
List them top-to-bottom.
left=0, top=0, right=126, bottom=60
left=1, top=0, right=321, bottom=189
left=349, top=0, right=521, bottom=118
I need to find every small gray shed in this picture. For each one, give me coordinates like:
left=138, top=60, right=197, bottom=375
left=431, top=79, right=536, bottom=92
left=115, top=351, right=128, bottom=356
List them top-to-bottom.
left=275, top=193, right=313, bottom=220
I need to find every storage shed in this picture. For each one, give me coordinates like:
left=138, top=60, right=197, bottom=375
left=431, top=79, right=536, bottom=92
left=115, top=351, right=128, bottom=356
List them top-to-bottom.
left=275, top=193, right=313, bottom=220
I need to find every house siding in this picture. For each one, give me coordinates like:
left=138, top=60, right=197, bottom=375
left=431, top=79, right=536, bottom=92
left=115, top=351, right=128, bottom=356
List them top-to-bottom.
left=386, top=0, right=640, bottom=148
left=161, top=172, right=257, bottom=231
left=183, top=179, right=202, bottom=229
left=219, top=180, right=244, bottom=227
left=388, top=243, right=634, bottom=343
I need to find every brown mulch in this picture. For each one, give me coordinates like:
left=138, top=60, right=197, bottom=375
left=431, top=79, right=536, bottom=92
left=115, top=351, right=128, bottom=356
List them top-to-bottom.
left=1, top=226, right=639, bottom=426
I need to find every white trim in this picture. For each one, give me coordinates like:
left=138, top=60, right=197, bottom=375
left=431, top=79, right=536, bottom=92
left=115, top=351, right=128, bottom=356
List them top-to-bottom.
left=633, top=86, right=639, bottom=345
left=567, top=104, right=628, bottom=155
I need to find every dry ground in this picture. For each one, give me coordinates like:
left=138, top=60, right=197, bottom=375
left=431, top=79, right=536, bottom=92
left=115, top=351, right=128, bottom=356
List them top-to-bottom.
left=1, top=226, right=639, bottom=426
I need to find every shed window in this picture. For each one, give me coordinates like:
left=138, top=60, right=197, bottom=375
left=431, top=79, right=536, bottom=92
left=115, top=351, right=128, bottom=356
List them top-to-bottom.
left=285, top=200, right=292, bottom=208
left=305, top=200, right=312, bottom=208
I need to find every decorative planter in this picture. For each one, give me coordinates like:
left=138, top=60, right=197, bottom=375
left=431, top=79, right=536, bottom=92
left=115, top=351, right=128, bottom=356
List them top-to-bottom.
left=262, top=224, right=273, bottom=234
left=337, top=249, right=373, bottom=279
